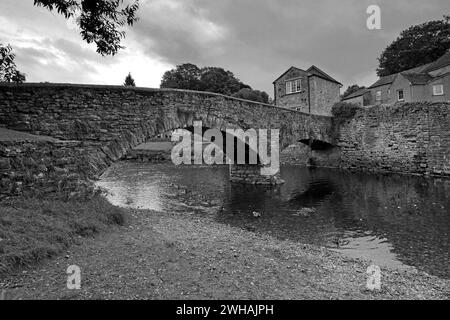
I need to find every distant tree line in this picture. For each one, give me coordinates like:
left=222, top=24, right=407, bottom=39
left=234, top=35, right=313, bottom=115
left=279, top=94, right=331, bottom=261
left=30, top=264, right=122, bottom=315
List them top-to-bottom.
left=160, top=63, right=271, bottom=104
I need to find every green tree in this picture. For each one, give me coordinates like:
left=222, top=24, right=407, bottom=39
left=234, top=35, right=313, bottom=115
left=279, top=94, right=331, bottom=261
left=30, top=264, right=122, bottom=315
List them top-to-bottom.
left=33, top=0, right=140, bottom=56
left=377, top=15, right=450, bottom=76
left=0, top=43, right=26, bottom=83
left=160, top=63, right=203, bottom=91
left=160, top=63, right=270, bottom=102
left=199, top=67, right=247, bottom=95
left=124, top=72, right=135, bottom=86
left=341, top=84, right=365, bottom=98
left=233, top=88, right=270, bottom=104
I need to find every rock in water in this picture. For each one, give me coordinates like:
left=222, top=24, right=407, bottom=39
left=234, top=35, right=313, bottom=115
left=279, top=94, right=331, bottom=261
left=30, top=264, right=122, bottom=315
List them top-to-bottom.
left=296, top=207, right=316, bottom=217
left=252, top=211, right=261, bottom=218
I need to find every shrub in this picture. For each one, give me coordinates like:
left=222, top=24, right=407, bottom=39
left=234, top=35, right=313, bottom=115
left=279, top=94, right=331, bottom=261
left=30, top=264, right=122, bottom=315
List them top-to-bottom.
left=331, top=102, right=362, bottom=119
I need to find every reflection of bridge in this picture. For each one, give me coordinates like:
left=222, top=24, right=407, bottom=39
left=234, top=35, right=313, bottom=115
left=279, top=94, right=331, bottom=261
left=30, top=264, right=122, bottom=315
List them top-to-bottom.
left=0, top=84, right=336, bottom=184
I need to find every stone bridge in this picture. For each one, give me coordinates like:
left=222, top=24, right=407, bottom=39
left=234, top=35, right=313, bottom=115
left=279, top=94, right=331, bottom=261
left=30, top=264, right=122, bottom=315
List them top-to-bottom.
left=0, top=83, right=335, bottom=194
left=1, top=83, right=449, bottom=198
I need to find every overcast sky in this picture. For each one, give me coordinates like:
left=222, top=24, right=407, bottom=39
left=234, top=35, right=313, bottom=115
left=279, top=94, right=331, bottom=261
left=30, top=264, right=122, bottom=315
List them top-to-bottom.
left=1, top=0, right=449, bottom=96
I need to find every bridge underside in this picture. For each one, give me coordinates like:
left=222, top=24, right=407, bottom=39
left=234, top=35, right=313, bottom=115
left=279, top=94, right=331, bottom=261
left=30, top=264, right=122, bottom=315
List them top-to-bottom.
left=168, top=127, right=285, bottom=185
left=299, top=139, right=334, bottom=150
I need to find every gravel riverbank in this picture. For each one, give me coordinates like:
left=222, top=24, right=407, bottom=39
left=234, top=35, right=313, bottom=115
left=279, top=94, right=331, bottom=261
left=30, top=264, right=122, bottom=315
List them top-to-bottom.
left=1, top=207, right=448, bottom=300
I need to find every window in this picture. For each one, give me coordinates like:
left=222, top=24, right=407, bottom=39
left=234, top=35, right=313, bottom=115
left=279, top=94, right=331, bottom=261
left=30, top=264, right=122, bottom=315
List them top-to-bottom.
left=285, top=79, right=301, bottom=94
left=295, top=80, right=301, bottom=92
left=286, top=82, right=291, bottom=94
left=433, top=84, right=444, bottom=96
left=397, top=89, right=404, bottom=101
left=375, top=90, right=382, bottom=101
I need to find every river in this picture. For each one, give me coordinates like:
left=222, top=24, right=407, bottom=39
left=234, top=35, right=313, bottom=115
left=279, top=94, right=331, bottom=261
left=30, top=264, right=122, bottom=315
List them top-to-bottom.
left=97, top=162, right=450, bottom=279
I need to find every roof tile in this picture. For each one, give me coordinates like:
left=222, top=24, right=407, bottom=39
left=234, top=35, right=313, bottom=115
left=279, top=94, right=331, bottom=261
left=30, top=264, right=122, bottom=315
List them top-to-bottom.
left=424, top=50, right=450, bottom=72
left=342, top=88, right=368, bottom=100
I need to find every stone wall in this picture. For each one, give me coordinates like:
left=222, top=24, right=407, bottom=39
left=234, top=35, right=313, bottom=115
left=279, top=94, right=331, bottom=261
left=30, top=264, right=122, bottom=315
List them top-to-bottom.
left=273, top=68, right=310, bottom=112
left=273, top=68, right=341, bottom=115
left=388, top=74, right=413, bottom=104
left=429, top=75, right=450, bottom=103
left=308, top=76, right=341, bottom=116
left=367, top=83, right=391, bottom=105
left=337, top=103, right=450, bottom=176
left=0, top=139, right=96, bottom=199
left=281, top=143, right=341, bottom=167
left=123, top=149, right=172, bottom=163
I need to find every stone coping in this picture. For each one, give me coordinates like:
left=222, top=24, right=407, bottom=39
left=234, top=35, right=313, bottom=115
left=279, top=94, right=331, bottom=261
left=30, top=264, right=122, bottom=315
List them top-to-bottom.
left=0, top=82, right=333, bottom=119
left=0, top=127, right=61, bottom=142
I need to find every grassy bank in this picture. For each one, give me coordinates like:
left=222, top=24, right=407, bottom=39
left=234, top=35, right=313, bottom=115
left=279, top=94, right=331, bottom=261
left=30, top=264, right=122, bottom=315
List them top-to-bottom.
left=0, top=195, right=127, bottom=274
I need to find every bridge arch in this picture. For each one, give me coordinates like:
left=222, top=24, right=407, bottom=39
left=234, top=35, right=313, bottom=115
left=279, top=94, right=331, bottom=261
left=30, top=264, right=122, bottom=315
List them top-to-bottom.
left=0, top=83, right=336, bottom=181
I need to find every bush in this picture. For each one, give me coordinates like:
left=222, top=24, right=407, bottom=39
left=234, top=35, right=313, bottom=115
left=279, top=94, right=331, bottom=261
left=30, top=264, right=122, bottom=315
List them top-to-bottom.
left=232, top=88, right=270, bottom=103
left=331, top=102, right=362, bottom=119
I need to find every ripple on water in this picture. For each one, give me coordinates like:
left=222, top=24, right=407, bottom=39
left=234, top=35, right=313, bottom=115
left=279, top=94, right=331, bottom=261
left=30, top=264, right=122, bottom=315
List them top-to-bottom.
left=97, top=162, right=450, bottom=279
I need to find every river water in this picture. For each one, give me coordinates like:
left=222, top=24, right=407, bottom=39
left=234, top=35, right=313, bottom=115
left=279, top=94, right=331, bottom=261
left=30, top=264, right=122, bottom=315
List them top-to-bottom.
left=97, top=162, right=450, bottom=279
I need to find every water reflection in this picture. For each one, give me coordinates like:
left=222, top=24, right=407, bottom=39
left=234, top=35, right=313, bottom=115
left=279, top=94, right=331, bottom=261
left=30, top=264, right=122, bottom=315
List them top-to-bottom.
left=98, top=163, right=450, bottom=278
left=289, top=179, right=335, bottom=206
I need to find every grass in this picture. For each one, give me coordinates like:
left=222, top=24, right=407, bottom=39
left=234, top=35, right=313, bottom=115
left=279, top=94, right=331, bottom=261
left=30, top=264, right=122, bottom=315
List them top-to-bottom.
left=0, top=195, right=127, bottom=274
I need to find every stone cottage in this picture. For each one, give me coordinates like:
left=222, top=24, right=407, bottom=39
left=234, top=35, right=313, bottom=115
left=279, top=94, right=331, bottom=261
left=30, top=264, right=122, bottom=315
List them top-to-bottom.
left=342, top=50, right=450, bottom=106
left=273, top=65, right=342, bottom=115
left=339, top=88, right=371, bottom=107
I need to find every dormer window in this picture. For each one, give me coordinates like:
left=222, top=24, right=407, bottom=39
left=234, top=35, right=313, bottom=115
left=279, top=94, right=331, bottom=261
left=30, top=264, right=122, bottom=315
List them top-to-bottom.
left=286, top=79, right=301, bottom=94
left=397, top=89, right=404, bottom=101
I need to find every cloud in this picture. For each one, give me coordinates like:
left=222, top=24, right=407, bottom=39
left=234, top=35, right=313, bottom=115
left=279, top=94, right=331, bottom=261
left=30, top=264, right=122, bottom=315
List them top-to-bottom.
left=0, top=0, right=170, bottom=87
left=1, top=0, right=448, bottom=93
left=128, top=0, right=448, bottom=92
left=129, top=0, right=229, bottom=63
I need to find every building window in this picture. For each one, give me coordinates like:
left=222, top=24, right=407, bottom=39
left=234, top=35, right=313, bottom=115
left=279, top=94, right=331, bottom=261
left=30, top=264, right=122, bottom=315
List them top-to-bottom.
left=286, top=79, right=301, bottom=94
left=433, top=84, right=444, bottom=96
left=397, top=89, right=404, bottom=101
left=375, top=90, right=382, bottom=101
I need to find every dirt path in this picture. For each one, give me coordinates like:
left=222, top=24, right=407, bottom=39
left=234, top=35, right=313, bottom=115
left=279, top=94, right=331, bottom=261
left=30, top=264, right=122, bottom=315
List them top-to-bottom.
left=1, top=209, right=448, bottom=300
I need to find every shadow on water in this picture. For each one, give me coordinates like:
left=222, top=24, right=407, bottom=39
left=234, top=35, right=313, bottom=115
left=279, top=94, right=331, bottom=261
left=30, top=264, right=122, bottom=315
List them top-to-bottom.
left=98, top=163, right=450, bottom=279
left=288, top=178, right=336, bottom=207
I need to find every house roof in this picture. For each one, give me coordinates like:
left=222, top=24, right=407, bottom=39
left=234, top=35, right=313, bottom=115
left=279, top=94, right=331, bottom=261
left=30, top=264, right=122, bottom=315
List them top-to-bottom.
left=424, top=50, right=450, bottom=72
left=368, top=62, right=434, bottom=89
left=408, top=62, right=434, bottom=73
left=272, top=65, right=342, bottom=85
left=306, top=65, right=342, bottom=85
left=272, top=66, right=305, bottom=84
left=401, top=72, right=432, bottom=85
left=428, top=72, right=450, bottom=82
left=368, top=74, right=397, bottom=88
left=341, top=88, right=368, bottom=100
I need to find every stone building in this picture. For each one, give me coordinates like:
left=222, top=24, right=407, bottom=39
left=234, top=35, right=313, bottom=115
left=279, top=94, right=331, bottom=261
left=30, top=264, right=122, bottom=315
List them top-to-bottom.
left=342, top=50, right=450, bottom=106
left=273, top=65, right=342, bottom=115
left=340, top=88, right=371, bottom=107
